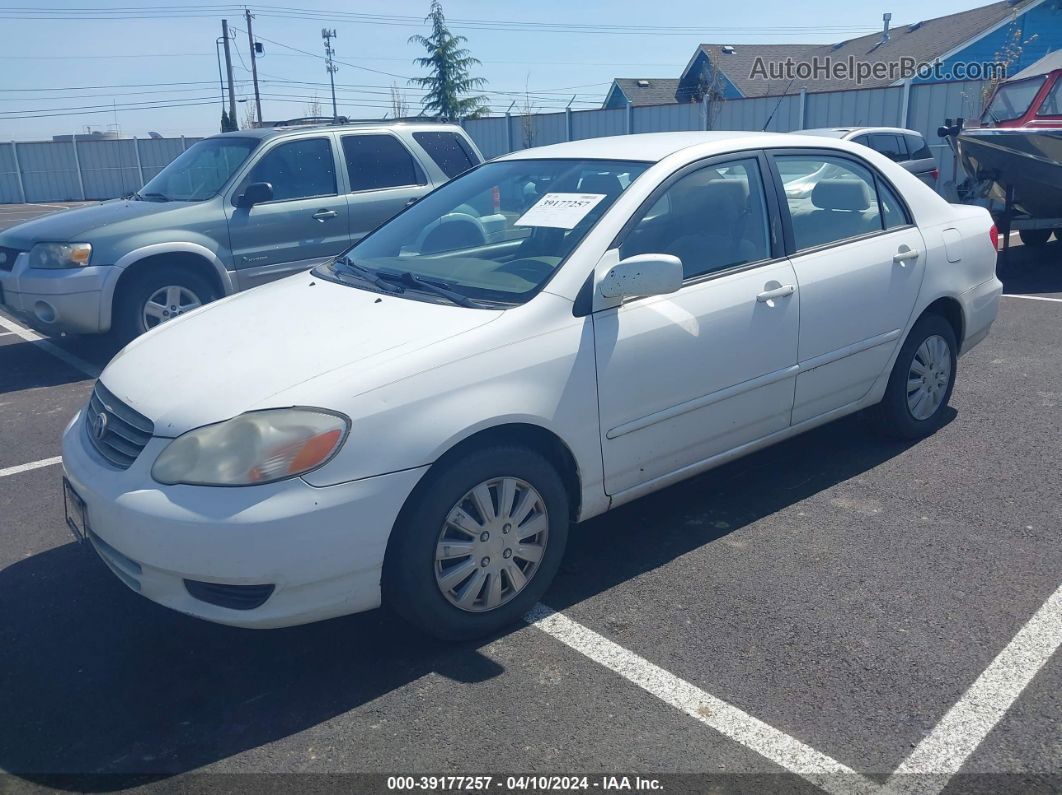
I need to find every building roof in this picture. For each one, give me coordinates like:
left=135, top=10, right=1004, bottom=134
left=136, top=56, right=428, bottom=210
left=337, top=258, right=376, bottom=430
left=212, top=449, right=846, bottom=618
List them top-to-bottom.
left=689, top=0, right=1039, bottom=96
left=608, top=78, right=682, bottom=106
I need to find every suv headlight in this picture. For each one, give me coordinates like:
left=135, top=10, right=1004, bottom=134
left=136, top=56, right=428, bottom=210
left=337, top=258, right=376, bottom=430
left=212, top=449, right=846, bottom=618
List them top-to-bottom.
left=29, top=242, right=92, bottom=269
left=151, top=408, right=349, bottom=486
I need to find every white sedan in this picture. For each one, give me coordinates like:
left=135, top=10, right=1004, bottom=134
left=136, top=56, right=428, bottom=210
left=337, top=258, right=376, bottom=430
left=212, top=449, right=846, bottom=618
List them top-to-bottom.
left=61, top=131, right=1002, bottom=639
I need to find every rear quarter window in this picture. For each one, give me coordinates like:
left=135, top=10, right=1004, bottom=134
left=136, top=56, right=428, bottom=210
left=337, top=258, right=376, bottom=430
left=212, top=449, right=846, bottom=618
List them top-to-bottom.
left=413, top=131, right=481, bottom=179
left=904, top=134, right=933, bottom=160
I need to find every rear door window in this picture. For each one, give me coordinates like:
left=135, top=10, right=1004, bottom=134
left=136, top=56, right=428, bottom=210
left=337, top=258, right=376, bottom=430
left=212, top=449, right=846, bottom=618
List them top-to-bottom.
left=413, top=131, right=481, bottom=178
left=341, top=134, right=426, bottom=192
left=868, top=134, right=907, bottom=162
left=903, top=134, right=932, bottom=160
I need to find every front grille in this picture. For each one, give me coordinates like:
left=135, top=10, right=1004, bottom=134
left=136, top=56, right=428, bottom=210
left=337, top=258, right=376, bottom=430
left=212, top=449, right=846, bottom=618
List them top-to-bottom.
left=0, top=246, right=23, bottom=272
left=85, top=381, right=154, bottom=469
left=184, top=580, right=275, bottom=610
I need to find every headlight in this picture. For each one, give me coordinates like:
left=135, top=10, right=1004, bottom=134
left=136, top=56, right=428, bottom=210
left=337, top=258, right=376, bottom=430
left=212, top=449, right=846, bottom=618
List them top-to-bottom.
left=29, top=242, right=92, bottom=269
left=151, top=408, right=349, bottom=486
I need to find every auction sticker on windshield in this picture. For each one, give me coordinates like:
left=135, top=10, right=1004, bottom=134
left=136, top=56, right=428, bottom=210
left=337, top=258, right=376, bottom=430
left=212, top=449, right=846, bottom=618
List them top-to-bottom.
left=515, top=193, right=606, bottom=229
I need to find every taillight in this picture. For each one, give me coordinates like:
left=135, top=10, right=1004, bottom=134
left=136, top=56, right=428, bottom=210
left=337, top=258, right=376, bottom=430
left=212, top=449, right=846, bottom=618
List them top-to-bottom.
left=930, top=167, right=940, bottom=181
left=989, top=224, right=999, bottom=251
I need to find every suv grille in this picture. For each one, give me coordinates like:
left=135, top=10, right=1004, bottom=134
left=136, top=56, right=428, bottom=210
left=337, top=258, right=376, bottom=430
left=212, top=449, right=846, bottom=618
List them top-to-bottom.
left=0, top=246, right=23, bottom=272
left=85, top=382, right=154, bottom=469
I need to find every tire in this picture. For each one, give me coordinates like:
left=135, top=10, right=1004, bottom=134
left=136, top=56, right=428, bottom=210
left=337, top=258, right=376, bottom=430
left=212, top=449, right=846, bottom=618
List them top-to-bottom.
left=1018, top=228, right=1051, bottom=247
left=112, top=266, right=217, bottom=343
left=870, top=313, right=958, bottom=440
left=383, top=445, right=569, bottom=641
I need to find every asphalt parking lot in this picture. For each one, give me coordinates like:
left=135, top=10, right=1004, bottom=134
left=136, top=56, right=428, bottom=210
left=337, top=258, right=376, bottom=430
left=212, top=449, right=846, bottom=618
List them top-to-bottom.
left=0, top=202, right=1059, bottom=793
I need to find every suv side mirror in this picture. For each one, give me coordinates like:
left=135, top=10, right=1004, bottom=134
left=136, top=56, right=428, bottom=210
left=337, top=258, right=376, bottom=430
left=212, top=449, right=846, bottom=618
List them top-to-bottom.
left=237, top=181, right=273, bottom=207
left=598, top=254, right=683, bottom=300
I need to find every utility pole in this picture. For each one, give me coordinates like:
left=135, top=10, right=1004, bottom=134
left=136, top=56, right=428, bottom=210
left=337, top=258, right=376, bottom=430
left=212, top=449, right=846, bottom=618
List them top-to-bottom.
left=245, top=8, right=263, bottom=126
left=221, top=19, right=237, bottom=125
left=322, top=28, right=338, bottom=118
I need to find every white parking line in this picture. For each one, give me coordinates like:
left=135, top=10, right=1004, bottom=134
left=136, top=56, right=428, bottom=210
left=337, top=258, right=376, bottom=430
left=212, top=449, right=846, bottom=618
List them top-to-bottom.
left=1003, top=293, right=1062, bottom=304
left=0, top=314, right=100, bottom=378
left=0, top=456, right=62, bottom=478
left=883, top=582, right=1062, bottom=795
left=526, top=604, right=879, bottom=795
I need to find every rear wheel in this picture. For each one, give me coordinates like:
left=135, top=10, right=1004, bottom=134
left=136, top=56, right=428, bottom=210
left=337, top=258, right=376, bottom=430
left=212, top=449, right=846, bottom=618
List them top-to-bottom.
left=1018, top=228, right=1051, bottom=247
left=112, top=266, right=217, bottom=342
left=870, top=313, right=958, bottom=440
left=383, top=445, right=569, bottom=640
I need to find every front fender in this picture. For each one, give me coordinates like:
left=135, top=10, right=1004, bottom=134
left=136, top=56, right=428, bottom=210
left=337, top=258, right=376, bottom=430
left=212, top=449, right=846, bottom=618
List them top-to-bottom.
left=98, top=242, right=236, bottom=329
left=296, top=309, right=609, bottom=520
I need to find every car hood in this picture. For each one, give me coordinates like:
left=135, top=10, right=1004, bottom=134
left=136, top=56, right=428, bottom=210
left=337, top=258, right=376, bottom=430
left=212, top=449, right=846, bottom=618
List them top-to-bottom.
left=0, top=199, right=188, bottom=248
left=100, top=272, right=502, bottom=436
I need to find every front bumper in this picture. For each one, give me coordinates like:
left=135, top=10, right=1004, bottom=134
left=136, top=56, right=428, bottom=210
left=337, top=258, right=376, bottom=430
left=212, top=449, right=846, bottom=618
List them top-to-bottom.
left=0, top=250, right=113, bottom=334
left=61, top=410, right=428, bottom=628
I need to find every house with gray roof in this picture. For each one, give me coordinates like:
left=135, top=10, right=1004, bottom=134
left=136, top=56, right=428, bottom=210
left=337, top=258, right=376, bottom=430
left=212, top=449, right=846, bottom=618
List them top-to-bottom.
left=603, top=0, right=1062, bottom=107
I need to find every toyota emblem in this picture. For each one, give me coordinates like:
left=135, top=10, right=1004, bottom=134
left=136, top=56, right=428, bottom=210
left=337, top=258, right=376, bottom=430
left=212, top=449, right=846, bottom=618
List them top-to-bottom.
left=93, top=411, right=109, bottom=441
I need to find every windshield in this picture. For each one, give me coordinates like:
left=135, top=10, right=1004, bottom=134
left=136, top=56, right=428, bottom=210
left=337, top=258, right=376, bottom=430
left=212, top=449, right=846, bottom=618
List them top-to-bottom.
left=981, top=76, right=1046, bottom=125
left=138, top=137, right=258, bottom=201
left=315, top=158, right=650, bottom=307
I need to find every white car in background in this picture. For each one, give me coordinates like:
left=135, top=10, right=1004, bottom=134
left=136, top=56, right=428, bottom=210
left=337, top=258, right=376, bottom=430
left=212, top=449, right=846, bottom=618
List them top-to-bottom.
left=61, top=131, right=1002, bottom=640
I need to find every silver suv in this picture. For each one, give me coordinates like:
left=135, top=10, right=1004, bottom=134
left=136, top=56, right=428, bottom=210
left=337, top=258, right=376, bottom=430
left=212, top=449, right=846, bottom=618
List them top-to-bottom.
left=0, top=120, right=483, bottom=339
left=795, top=127, right=939, bottom=188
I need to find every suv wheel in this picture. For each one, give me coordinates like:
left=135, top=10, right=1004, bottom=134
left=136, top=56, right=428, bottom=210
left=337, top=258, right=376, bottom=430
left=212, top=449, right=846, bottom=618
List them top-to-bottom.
left=113, top=266, right=217, bottom=342
left=383, top=445, right=569, bottom=640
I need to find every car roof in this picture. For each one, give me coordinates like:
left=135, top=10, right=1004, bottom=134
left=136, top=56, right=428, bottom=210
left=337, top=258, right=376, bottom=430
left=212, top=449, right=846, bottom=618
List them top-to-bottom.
left=204, top=120, right=466, bottom=143
left=796, top=127, right=922, bottom=139
left=495, top=131, right=810, bottom=163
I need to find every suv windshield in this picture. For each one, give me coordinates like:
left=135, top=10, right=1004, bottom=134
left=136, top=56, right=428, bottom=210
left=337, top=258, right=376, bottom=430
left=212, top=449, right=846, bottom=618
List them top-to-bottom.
left=981, top=76, right=1046, bottom=125
left=137, top=137, right=258, bottom=201
left=315, top=158, right=650, bottom=307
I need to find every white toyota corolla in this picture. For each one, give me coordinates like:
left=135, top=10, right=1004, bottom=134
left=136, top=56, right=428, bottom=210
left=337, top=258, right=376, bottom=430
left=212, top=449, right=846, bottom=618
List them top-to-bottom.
left=61, top=131, right=1002, bottom=639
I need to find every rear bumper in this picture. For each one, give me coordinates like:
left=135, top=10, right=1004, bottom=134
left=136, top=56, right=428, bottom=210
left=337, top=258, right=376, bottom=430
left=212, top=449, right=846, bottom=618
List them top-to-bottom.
left=0, top=251, right=112, bottom=334
left=958, top=276, right=1003, bottom=355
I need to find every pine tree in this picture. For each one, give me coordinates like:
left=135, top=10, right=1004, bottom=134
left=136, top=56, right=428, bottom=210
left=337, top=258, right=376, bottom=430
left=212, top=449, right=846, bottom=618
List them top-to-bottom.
left=408, top=1, right=489, bottom=121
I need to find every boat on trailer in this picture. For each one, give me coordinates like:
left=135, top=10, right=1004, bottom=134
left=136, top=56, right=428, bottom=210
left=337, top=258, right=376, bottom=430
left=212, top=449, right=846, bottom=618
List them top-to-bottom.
left=940, top=50, right=1062, bottom=250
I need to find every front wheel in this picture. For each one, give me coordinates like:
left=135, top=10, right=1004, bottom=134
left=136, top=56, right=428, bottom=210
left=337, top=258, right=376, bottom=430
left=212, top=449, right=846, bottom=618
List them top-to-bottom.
left=112, top=266, right=217, bottom=342
left=870, top=313, right=958, bottom=440
left=383, top=445, right=569, bottom=640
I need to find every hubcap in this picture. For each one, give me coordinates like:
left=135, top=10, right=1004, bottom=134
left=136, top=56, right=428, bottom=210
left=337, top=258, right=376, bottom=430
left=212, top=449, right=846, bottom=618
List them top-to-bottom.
left=142, top=285, right=202, bottom=330
left=906, top=334, right=952, bottom=421
left=434, top=476, right=549, bottom=613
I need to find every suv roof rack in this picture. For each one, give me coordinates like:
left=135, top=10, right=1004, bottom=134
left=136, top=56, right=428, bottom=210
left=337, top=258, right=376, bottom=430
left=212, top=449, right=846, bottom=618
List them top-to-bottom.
left=272, top=115, right=458, bottom=130
left=274, top=115, right=351, bottom=128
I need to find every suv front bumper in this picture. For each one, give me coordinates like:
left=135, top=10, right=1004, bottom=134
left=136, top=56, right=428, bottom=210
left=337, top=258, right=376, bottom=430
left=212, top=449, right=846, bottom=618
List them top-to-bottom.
left=0, top=250, right=113, bottom=334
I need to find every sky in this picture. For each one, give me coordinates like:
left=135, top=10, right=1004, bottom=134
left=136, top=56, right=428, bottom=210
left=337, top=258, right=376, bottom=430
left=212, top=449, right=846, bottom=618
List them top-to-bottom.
left=0, top=0, right=997, bottom=141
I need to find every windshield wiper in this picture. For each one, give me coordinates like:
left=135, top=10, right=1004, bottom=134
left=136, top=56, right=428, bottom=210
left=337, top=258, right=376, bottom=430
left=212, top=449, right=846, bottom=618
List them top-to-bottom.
left=135, top=191, right=171, bottom=202
left=333, top=256, right=403, bottom=293
left=389, top=271, right=476, bottom=308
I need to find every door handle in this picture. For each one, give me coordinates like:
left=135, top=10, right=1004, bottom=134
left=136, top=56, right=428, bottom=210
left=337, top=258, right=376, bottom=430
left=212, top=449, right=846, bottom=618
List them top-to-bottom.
left=312, top=209, right=338, bottom=222
left=893, top=247, right=920, bottom=265
left=756, top=284, right=796, bottom=303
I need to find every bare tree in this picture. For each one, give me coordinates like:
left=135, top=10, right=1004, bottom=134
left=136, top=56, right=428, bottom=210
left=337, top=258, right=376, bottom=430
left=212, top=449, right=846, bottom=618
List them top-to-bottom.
left=982, top=26, right=1039, bottom=113
left=692, top=51, right=728, bottom=130
left=520, top=77, right=537, bottom=149
left=390, top=82, right=409, bottom=119
left=305, top=94, right=323, bottom=118
left=241, top=101, right=257, bottom=129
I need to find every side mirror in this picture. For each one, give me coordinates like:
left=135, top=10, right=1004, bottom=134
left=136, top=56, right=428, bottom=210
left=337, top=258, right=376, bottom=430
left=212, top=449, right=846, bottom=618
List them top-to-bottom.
left=237, top=181, right=273, bottom=207
left=598, top=254, right=683, bottom=300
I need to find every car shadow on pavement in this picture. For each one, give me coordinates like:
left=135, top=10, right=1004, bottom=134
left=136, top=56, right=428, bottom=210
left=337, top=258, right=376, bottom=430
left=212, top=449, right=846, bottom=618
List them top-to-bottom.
left=997, top=240, right=1062, bottom=296
left=0, top=412, right=942, bottom=788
